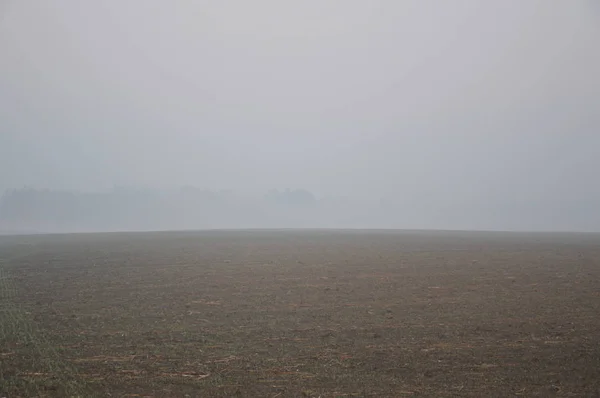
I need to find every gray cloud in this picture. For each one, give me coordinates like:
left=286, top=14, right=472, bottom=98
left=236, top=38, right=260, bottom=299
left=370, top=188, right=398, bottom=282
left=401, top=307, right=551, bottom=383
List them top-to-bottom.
left=1, top=1, right=599, bottom=231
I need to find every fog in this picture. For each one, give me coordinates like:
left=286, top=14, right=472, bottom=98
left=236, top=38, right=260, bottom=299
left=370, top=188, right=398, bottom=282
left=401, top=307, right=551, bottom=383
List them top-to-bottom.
left=1, top=1, right=599, bottom=233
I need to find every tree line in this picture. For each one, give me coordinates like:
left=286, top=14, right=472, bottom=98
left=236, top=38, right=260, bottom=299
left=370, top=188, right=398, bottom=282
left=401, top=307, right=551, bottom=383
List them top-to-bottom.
left=0, top=187, right=331, bottom=233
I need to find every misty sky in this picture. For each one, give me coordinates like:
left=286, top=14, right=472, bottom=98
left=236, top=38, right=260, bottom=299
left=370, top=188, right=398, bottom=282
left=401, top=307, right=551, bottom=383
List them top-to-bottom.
left=1, top=1, right=599, bottom=205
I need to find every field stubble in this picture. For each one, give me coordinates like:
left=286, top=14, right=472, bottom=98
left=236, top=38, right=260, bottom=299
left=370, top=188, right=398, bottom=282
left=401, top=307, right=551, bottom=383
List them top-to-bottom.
left=1, top=230, right=600, bottom=397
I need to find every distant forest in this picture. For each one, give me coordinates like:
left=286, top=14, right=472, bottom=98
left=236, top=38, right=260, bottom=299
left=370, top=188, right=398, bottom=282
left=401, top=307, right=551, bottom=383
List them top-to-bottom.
left=0, top=187, right=379, bottom=232
left=1, top=187, right=598, bottom=233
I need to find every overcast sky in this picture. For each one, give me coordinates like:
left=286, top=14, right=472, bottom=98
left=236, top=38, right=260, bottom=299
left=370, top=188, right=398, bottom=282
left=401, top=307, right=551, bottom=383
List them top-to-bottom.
left=1, top=1, right=599, bottom=206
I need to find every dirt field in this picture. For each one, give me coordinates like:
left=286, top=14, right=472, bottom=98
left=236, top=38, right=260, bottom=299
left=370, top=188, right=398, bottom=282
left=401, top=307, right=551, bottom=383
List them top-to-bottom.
left=1, top=230, right=600, bottom=397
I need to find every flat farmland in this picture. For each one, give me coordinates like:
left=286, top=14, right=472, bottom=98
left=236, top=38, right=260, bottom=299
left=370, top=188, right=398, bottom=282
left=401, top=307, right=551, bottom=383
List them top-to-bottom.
left=1, top=230, right=600, bottom=397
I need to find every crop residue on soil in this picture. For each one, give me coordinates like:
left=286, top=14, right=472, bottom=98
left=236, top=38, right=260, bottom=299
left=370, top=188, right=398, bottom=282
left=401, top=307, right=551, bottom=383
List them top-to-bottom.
left=1, top=230, right=600, bottom=397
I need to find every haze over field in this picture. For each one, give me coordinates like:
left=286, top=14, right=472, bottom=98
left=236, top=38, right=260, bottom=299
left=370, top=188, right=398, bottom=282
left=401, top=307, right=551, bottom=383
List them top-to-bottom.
left=1, top=1, right=599, bottom=232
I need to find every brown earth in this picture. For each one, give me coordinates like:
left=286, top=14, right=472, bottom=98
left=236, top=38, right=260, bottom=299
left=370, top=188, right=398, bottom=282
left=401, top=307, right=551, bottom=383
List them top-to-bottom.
left=1, top=230, right=600, bottom=397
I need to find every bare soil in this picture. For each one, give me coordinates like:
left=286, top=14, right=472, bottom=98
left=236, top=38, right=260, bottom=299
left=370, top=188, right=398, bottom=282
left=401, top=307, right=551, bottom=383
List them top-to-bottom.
left=1, top=230, right=600, bottom=397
